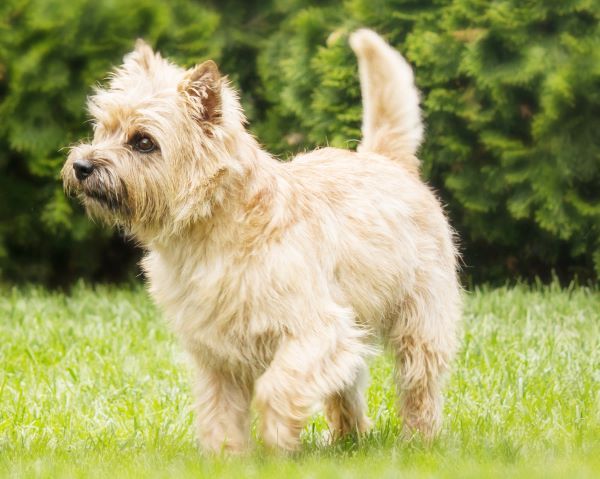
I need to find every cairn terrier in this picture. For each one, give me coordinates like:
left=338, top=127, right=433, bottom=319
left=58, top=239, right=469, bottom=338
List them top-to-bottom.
left=63, top=29, right=461, bottom=453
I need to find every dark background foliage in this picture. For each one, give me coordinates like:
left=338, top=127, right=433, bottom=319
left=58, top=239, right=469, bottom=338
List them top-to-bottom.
left=0, top=0, right=598, bottom=285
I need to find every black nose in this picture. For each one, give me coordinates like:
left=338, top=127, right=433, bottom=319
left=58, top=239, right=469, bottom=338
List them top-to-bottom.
left=73, top=159, right=95, bottom=181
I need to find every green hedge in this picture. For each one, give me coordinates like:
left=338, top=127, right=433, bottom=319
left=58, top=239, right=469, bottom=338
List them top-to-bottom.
left=0, top=0, right=598, bottom=283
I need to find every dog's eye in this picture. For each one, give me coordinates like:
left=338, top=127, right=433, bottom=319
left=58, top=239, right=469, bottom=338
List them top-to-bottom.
left=134, top=136, right=156, bottom=153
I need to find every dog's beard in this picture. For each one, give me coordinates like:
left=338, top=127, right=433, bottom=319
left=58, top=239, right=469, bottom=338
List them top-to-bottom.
left=75, top=167, right=131, bottom=223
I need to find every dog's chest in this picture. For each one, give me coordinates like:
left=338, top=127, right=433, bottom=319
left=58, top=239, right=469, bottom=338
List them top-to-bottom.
left=142, top=247, right=280, bottom=371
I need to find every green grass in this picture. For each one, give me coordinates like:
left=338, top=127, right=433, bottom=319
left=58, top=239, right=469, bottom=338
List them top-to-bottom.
left=0, top=282, right=598, bottom=478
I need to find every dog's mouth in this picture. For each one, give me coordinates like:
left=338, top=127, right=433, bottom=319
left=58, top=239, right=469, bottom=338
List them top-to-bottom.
left=83, top=188, right=122, bottom=211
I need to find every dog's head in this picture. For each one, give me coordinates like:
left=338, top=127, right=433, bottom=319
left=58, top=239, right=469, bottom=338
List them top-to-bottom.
left=62, top=40, right=246, bottom=240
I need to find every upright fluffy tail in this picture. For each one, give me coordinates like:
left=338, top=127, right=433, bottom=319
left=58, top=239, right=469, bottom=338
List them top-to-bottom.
left=349, top=29, right=423, bottom=174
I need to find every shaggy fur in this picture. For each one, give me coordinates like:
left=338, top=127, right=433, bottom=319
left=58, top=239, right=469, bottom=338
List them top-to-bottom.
left=62, top=29, right=461, bottom=453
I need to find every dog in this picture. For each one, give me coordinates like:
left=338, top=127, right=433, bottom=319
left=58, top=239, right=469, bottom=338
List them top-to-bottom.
left=62, top=29, right=461, bottom=453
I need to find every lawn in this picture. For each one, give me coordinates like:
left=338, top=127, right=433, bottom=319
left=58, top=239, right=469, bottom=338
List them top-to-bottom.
left=0, top=282, right=598, bottom=478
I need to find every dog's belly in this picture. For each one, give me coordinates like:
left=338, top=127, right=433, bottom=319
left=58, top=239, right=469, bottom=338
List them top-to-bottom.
left=331, top=207, right=423, bottom=330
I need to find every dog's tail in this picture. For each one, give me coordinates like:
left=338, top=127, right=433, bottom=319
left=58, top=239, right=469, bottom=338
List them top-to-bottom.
left=349, top=29, right=423, bottom=174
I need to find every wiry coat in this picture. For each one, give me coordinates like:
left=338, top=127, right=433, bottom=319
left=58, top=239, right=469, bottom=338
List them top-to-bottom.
left=63, top=29, right=461, bottom=452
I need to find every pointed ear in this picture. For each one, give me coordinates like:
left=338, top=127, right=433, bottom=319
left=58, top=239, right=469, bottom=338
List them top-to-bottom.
left=123, top=39, right=158, bottom=71
left=183, top=60, right=222, bottom=123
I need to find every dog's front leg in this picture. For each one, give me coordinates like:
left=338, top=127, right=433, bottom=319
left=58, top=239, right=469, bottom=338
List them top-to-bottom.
left=254, top=308, right=371, bottom=451
left=191, top=359, right=252, bottom=454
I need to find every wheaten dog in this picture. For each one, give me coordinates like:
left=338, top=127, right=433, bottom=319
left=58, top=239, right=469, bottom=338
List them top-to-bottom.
left=63, top=29, right=461, bottom=453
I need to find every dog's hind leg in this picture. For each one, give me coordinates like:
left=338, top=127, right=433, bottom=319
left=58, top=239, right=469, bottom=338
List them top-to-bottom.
left=390, top=278, right=460, bottom=441
left=254, top=303, right=371, bottom=451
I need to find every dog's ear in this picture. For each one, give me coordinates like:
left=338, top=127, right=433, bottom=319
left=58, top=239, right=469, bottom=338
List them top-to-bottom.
left=123, top=39, right=160, bottom=71
left=183, top=60, right=222, bottom=123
